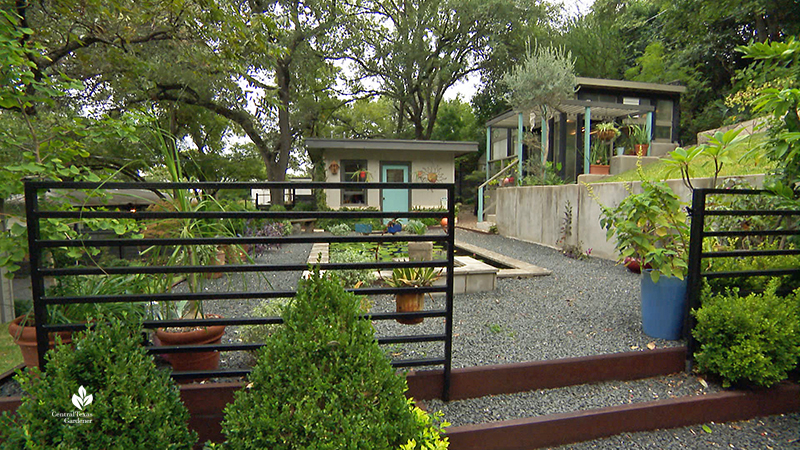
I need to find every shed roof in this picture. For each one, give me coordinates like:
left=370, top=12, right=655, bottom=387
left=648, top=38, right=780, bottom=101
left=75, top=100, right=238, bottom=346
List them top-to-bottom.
left=576, top=77, right=687, bottom=95
left=305, top=138, right=477, bottom=154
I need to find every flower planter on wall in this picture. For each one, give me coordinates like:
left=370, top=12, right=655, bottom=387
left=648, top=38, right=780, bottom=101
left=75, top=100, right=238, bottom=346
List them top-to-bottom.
left=589, top=164, right=610, bottom=175
left=641, top=272, right=687, bottom=340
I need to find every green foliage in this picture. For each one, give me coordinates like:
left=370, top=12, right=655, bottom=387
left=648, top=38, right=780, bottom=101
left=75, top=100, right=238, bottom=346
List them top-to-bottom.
left=737, top=37, right=800, bottom=192
left=502, top=42, right=576, bottom=118
left=665, top=128, right=745, bottom=190
left=601, top=132, right=771, bottom=184
left=521, top=160, right=564, bottom=186
left=592, top=165, right=689, bottom=282
left=316, top=206, right=382, bottom=231
left=411, top=207, right=447, bottom=227
left=404, top=220, right=428, bottom=235
left=327, top=223, right=352, bottom=236
left=705, top=242, right=800, bottom=294
left=329, top=246, right=376, bottom=288
left=385, top=267, right=442, bottom=288
left=220, top=269, right=444, bottom=449
left=692, top=280, right=800, bottom=388
left=240, top=298, right=289, bottom=346
left=0, top=316, right=197, bottom=449
left=399, top=402, right=450, bottom=450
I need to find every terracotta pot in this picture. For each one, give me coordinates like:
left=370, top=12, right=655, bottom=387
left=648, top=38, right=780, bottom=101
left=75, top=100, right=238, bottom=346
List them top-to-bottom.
left=635, top=144, right=649, bottom=156
left=589, top=164, right=610, bottom=175
left=396, top=293, right=424, bottom=325
left=154, top=315, right=226, bottom=374
left=7, top=316, right=74, bottom=368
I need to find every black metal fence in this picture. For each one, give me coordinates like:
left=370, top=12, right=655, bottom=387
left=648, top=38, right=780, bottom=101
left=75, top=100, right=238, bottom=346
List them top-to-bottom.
left=24, top=180, right=456, bottom=398
left=684, top=188, right=800, bottom=368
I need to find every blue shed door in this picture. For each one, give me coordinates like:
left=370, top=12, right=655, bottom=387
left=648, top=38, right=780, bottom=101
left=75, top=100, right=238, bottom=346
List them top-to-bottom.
left=382, top=165, right=409, bottom=221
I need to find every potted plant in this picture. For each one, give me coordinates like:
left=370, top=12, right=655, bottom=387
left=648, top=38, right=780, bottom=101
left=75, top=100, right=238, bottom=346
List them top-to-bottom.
left=595, top=122, right=620, bottom=142
left=627, top=124, right=650, bottom=156
left=140, top=129, right=242, bottom=374
left=589, top=139, right=610, bottom=174
left=349, top=166, right=372, bottom=182
left=593, top=169, right=689, bottom=340
left=386, top=219, right=403, bottom=234
left=404, top=219, right=432, bottom=262
left=384, top=266, right=442, bottom=325
left=8, top=273, right=149, bottom=368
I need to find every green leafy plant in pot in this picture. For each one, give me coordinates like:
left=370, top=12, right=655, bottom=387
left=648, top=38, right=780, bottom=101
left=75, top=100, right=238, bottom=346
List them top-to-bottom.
left=627, top=124, right=650, bottom=156
left=140, top=126, right=246, bottom=374
left=590, top=164, right=689, bottom=339
left=384, top=266, right=442, bottom=325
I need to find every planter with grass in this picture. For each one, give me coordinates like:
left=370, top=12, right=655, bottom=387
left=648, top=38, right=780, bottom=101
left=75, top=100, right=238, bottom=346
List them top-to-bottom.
left=385, top=267, right=442, bottom=325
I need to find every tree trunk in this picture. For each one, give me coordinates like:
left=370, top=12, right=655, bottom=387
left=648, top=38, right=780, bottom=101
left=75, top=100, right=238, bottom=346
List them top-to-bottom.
left=270, top=62, right=293, bottom=206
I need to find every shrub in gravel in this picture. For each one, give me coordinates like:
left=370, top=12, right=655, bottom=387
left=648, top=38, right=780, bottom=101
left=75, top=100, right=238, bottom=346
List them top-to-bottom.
left=327, top=223, right=351, bottom=236
left=329, top=246, right=376, bottom=288
left=219, top=269, right=447, bottom=449
left=692, top=279, right=800, bottom=388
left=240, top=298, right=289, bottom=345
left=0, top=315, right=197, bottom=449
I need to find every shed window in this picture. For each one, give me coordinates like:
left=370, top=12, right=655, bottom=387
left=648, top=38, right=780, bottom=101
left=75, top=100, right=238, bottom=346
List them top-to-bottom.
left=341, top=160, right=368, bottom=205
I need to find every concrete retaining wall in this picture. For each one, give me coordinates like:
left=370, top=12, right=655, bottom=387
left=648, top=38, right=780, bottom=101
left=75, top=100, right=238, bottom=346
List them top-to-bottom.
left=496, top=175, right=765, bottom=261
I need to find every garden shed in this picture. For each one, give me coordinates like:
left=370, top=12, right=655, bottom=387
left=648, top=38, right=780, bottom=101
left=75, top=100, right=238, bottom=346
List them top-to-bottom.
left=485, top=77, right=687, bottom=183
left=306, top=138, right=477, bottom=212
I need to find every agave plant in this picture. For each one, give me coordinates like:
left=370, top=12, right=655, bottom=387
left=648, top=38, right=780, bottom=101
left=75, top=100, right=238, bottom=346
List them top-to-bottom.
left=385, top=267, right=442, bottom=288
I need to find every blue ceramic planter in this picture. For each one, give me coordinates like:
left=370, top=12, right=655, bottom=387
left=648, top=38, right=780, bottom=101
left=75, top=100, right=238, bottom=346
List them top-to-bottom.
left=354, top=223, right=373, bottom=234
left=640, top=271, right=687, bottom=340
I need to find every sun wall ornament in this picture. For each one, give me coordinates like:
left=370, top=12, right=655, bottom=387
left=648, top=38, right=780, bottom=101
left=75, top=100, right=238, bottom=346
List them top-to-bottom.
left=415, top=166, right=445, bottom=183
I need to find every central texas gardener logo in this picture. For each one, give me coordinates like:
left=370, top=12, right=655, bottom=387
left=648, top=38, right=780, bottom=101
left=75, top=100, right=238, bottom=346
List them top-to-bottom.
left=71, top=386, right=93, bottom=411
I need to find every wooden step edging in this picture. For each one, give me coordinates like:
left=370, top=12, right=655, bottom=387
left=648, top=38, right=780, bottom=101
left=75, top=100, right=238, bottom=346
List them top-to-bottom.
left=1, top=346, right=797, bottom=449
left=445, top=382, right=800, bottom=450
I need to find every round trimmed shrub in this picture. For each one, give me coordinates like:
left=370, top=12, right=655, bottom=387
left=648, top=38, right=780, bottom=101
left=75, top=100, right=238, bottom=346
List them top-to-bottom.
left=221, top=269, right=445, bottom=449
left=692, top=280, right=800, bottom=388
left=0, top=315, right=197, bottom=449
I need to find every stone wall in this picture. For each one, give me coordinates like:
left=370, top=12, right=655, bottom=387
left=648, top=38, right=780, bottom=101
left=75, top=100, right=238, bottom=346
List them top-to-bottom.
left=495, top=174, right=765, bottom=261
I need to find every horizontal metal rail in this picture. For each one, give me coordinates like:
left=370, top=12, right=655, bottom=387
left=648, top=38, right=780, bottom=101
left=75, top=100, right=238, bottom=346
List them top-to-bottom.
left=25, top=180, right=457, bottom=399
left=684, top=188, right=800, bottom=372
left=702, top=229, right=800, bottom=237
left=38, top=233, right=450, bottom=248
left=701, top=249, right=800, bottom=258
left=41, top=259, right=448, bottom=276
left=40, top=286, right=448, bottom=306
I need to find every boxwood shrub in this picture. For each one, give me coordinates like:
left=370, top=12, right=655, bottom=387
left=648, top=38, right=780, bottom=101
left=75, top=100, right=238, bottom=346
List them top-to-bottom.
left=220, top=268, right=447, bottom=449
left=692, top=279, right=800, bottom=388
left=0, top=315, right=197, bottom=449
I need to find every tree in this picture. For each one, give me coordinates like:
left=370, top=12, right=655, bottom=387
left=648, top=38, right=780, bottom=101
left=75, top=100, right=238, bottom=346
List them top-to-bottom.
left=353, top=0, right=552, bottom=140
left=501, top=43, right=576, bottom=163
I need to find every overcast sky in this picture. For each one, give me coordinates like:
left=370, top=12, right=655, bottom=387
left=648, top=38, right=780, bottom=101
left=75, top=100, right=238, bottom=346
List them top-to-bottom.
left=445, top=0, right=593, bottom=102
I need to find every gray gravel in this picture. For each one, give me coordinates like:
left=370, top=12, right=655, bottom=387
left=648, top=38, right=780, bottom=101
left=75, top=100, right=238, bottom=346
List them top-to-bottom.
left=3, top=230, right=797, bottom=449
left=427, top=372, right=720, bottom=428
left=549, top=413, right=800, bottom=449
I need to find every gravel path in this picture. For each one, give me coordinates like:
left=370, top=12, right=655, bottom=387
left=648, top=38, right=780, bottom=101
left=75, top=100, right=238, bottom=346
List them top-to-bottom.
left=3, top=230, right=797, bottom=448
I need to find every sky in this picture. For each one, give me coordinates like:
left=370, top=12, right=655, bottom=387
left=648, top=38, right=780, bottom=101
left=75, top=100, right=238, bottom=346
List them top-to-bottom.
left=444, top=0, right=594, bottom=102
